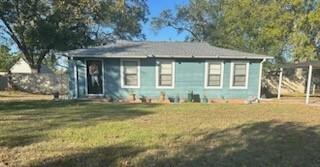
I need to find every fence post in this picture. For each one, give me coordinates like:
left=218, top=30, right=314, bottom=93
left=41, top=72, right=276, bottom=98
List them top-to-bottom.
left=306, top=65, right=313, bottom=104
left=277, top=68, right=283, bottom=100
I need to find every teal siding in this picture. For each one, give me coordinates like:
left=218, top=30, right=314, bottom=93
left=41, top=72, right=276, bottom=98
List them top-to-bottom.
left=70, top=58, right=262, bottom=100
left=104, top=59, right=124, bottom=98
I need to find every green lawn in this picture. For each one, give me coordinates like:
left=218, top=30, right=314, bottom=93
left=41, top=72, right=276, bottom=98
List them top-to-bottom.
left=0, top=101, right=320, bottom=167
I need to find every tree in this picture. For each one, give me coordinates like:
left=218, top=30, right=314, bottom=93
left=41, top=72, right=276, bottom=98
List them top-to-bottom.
left=0, top=0, right=148, bottom=73
left=151, top=0, right=219, bottom=41
left=152, top=0, right=320, bottom=62
left=212, top=0, right=320, bottom=62
left=287, top=1, right=320, bottom=61
left=0, top=45, right=17, bottom=72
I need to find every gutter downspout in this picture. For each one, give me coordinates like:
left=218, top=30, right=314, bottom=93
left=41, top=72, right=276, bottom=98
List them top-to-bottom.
left=258, top=58, right=266, bottom=99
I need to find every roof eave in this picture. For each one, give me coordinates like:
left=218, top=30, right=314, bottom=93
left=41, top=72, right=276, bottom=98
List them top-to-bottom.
left=67, top=54, right=273, bottom=60
left=68, top=54, right=148, bottom=58
left=148, top=55, right=273, bottom=59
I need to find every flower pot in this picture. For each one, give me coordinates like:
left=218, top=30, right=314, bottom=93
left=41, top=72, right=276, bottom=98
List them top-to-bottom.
left=53, top=91, right=59, bottom=100
left=128, top=94, right=136, bottom=101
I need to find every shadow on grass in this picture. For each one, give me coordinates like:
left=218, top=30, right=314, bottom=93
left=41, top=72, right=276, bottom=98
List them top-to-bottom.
left=0, top=100, right=79, bottom=112
left=0, top=101, right=158, bottom=147
left=29, top=121, right=320, bottom=167
left=139, top=121, right=320, bottom=167
left=32, top=144, right=145, bottom=167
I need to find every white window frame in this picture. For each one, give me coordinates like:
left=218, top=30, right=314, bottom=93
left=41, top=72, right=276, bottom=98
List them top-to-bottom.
left=72, top=58, right=79, bottom=98
left=120, top=59, right=140, bottom=89
left=155, top=59, right=175, bottom=89
left=204, top=61, right=224, bottom=89
left=230, top=61, right=249, bottom=89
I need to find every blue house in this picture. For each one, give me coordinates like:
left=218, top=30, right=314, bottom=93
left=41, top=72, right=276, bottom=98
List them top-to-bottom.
left=65, top=40, right=272, bottom=101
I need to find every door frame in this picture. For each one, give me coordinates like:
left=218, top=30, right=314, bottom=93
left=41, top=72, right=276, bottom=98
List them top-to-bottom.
left=85, top=59, right=105, bottom=97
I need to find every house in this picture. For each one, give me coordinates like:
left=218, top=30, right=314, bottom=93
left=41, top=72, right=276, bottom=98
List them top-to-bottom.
left=65, top=40, right=273, bottom=100
left=10, top=58, right=53, bottom=74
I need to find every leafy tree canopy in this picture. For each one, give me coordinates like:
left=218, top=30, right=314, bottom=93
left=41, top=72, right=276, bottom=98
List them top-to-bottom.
left=0, top=0, right=148, bottom=72
left=151, top=0, right=217, bottom=41
left=152, top=0, right=320, bottom=63
left=0, top=45, right=18, bottom=72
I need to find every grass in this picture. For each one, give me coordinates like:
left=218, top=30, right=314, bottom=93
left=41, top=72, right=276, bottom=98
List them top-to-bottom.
left=0, top=91, right=52, bottom=101
left=0, top=101, right=320, bottom=167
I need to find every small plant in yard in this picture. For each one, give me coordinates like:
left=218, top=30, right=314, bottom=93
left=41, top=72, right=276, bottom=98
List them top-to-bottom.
left=128, top=89, right=136, bottom=101
left=187, top=90, right=193, bottom=102
left=52, top=91, right=59, bottom=101
left=160, top=91, right=166, bottom=102
left=175, top=94, right=180, bottom=103
left=202, top=95, right=208, bottom=103
left=220, top=95, right=229, bottom=103
left=139, top=96, right=147, bottom=103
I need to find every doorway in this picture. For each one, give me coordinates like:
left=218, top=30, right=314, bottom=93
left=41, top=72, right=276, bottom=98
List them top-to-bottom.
left=86, top=60, right=103, bottom=95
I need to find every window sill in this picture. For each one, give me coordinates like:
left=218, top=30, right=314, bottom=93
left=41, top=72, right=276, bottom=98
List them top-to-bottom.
left=121, top=85, right=140, bottom=89
left=156, top=86, right=175, bottom=89
left=204, top=86, right=223, bottom=89
left=229, top=86, right=248, bottom=89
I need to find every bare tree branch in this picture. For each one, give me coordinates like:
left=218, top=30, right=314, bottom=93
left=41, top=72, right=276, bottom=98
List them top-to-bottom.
left=0, top=18, right=34, bottom=64
left=167, top=23, right=202, bottom=41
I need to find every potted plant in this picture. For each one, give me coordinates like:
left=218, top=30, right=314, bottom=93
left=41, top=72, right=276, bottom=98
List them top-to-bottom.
left=128, top=89, right=136, bottom=101
left=187, top=90, right=193, bottom=102
left=53, top=91, right=59, bottom=101
left=160, top=91, right=166, bottom=102
left=175, top=94, right=180, bottom=103
left=202, top=95, right=208, bottom=103
left=140, top=96, right=147, bottom=103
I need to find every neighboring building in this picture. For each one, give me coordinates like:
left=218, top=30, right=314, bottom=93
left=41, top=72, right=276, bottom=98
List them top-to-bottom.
left=65, top=40, right=273, bottom=100
left=10, top=58, right=53, bottom=74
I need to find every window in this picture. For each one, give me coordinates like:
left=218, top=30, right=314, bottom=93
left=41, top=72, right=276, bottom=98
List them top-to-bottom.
left=121, top=59, right=140, bottom=88
left=156, top=60, right=175, bottom=88
left=205, top=61, right=223, bottom=88
left=230, top=62, right=249, bottom=89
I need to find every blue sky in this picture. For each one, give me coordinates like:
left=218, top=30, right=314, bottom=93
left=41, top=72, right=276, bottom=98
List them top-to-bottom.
left=2, top=0, right=188, bottom=53
left=143, top=0, right=188, bottom=41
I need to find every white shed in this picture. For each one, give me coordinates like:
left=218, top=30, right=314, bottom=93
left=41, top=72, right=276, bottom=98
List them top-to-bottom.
left=10, top=58, right=53, bottom=74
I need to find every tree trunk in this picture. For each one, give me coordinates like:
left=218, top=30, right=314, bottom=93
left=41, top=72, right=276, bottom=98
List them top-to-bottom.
left=30, top=64, right=41, bottom=73
left=37, top=64, right=41, bottom=73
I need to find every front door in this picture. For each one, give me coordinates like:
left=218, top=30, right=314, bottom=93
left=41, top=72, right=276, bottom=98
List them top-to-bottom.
left=87, top=60, right=103, bottom=95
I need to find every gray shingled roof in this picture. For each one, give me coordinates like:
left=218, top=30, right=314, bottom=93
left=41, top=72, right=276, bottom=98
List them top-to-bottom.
left=66, top=40, right=273, bottom=59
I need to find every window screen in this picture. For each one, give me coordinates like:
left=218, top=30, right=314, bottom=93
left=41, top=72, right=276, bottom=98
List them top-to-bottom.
left=123, top=61, right=138, bottom=86
left=158, top=61, right=173, bottom=87
left=207, top=63, right=222, bottom=87
left=233, top=63, right=247, bottom=87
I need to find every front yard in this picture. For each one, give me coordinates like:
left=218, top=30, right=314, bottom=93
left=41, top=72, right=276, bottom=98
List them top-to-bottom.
left=0, top=91, right=52, bottom=101
left=0, top=101, right=320, bottom=167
